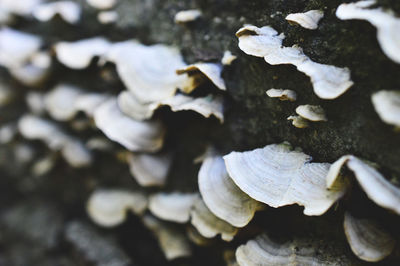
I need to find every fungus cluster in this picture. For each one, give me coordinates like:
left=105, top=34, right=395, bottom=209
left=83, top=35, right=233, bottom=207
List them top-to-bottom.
left=1, top=0, right=400, bottom=265
left=285, top=10, right=324, bottom=30
left=236, top=25, right=354, bottom=99
left=236, top=233, right=357, bottom=265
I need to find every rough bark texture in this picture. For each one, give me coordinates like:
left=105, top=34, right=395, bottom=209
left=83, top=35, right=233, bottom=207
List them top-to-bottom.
left=1, top=0, right=400, bottom=265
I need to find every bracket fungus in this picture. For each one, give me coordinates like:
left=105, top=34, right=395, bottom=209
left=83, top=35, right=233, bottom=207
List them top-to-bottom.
left=0, top=0, right=43, bottom=16
left=86, top=0, right=118, bottom=10
left=336, top=0, right=400, bottom=64
left=32, top=1, right=81, bottom=24
left=174, top=9, right=202, bottom=24
left=97, top=10, right=118, bottom=24
left=285, top=10, right=324, bottom=30
left=236, top=25, right=353, bottom=99
left=0, top=27, right=42, bottom=69
left=55, top=37, right=111, bottom=69
left=105, top=41, right=187, bottom=103
left=6, top=49, right=52, bottom=88
left=31, top=50, right=52, bottom=69
left=221, top=50, right=237, bottom=66
left=9, top=61, right=50, bottom=87
left=176, top=62, right=227, bottom=92
left=44, top=84, right=83, bottom=121
left=44, top=84, right=109, bottom=121
left=266, top=88, right=296, bottom=101
left=371, top=90, right=400, bottom=127
left=117, top=91, right=156, bottom=121
left=118, top=91, right=224, bottom=122
left=26, top=92, right=45, bottom=115
left=73, top=92, right=110, bottom=117
left=160, top=94, right=224, bottom=122
left=94, top=98, right=165, bottom=152
left=295, top=104, right=327, bottom=122
left=18, top=114, right=92, bottom=167
left=18, top=114, right=67, bottom=149
left=287, top=115, right=309, bottom=128
left=0, top=123, right=16, bottom=144
left=86, top=137, right=114, bottom=151
left=60, top=140, right=93, bottom=168
left=224, top=143, right=347, bottom=215
left=128, top=152, right=172, bottom=187
left=31, top=154, right=57, bottom=176
left=198, top=154, right=262, bottom=227
left=327, top=155, right=400, bottom=215
left=86, top=189, right=147, bottom=227
left=149, top=192, right=199, bottom=223
left=190, top=197, right=238, bottom=241
left=343, top=212, right=396, bottom=262
left=142, top=215, right=192, bottom=260
left=187, top=226, right=213, bottom=246
left=235, top=233, right=356, bottom=265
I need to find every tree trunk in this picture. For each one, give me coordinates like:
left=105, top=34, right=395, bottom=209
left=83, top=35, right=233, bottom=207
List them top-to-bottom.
left=1, top=0, right=400, bottom=265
